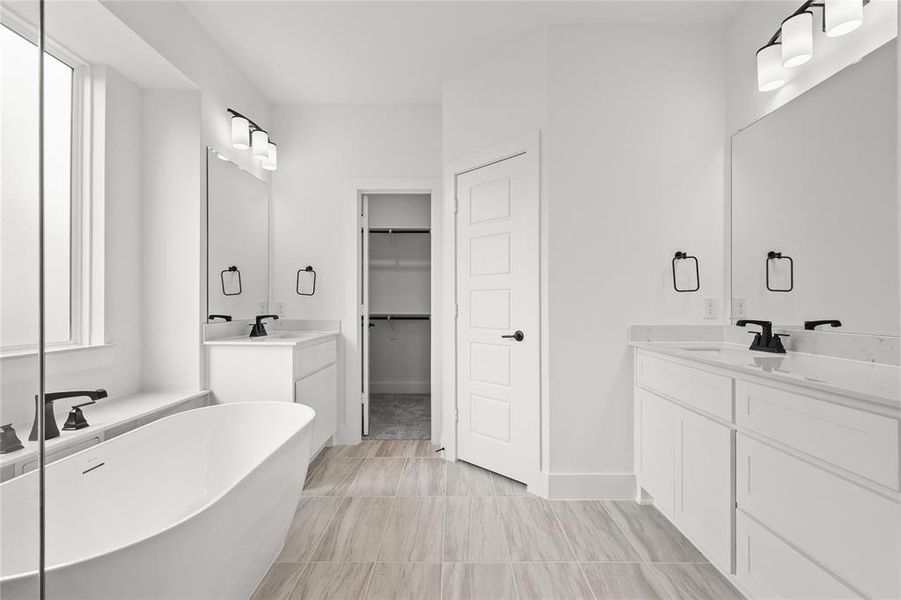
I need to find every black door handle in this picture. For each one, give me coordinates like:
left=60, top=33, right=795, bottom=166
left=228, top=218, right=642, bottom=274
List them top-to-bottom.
left=501, top=330, right=524, bottom=342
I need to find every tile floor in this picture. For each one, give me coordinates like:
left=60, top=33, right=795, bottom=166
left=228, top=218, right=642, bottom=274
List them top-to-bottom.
left=368, top=394, right=431, bottom=440
left=252, top=441, right=744, bottom=600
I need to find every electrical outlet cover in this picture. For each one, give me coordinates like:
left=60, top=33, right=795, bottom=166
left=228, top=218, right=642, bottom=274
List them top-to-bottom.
left=704, top=298, right=718, bottom=320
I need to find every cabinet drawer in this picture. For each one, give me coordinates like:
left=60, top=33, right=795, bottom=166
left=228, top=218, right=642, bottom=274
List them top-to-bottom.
left=295, top=339, right=337, bottom=379
left=637, top=353, right=732, bottom=421
left=736, top=380, right=899, bottom=490
left=737, top=435, right=901, bottom=599
left=736, top=511, right=860, bottom=599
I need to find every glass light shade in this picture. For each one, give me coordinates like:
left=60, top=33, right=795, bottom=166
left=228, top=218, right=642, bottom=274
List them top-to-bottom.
left=825, top=0, right=863, bottom=37
left=781, top=12, right=813, bottom=68
left=756, top=43, right=786, bottom=92
left=230, top=116, right=249, bottom=150
left=251, top=129, right=269, bottom=159
left=262, top=143, right=278, bottom=171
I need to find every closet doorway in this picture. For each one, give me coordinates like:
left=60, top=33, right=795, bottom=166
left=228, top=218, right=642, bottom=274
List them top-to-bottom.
left=360, top=192, right=435, bottom=440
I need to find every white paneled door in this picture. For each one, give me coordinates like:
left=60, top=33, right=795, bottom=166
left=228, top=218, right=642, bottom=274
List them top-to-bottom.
left=456, top=152, right=539, bottom=484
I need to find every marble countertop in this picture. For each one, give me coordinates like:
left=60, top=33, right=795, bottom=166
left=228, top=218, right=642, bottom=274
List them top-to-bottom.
left=203, top=331, right=338, bottom=348
left=631, top=342, right=900, bottom=409
left=1, top=390, right=209, bottom=471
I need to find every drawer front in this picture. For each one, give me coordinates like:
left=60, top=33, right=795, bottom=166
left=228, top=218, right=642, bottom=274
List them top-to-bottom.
left=295, top=340, right=337, bottom=379
left=637, top=353, right=732, bottom=421
left=736, top=380, right=899, bottom=490
left=737, top=435, right=901, bottom=599
left=736, top=511, right=860, bottom=599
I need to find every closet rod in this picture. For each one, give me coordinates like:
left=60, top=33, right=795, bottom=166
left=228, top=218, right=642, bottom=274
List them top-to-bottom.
left=369, top=228, right=431, bottom=234
left=369, top=314, right=430, bottom=320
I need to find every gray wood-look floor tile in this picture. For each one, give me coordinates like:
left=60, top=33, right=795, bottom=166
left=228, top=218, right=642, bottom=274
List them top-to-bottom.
left=372, top=440, right=413, bottom=457
left=410, top=440, right=437, bottom=457
left=321, top=442, right=375, bottom=459
left=308, top=448, right=328, bottom=477
left=303, top=458, right=364, bottom=496
left=345, top=458, right=406, bottom=496
left=397, top=459, right=447, bottom=496
left=446, top=461, right=496, bottom=496
left=491, top=473, right=528, bottom=496
left=277, top=497, right=342, bottom=562
left=312, top=497, right=392, bottom=561
left=378, top=497, right=445, bottom=562
left=443, top=497, right=509, bottom=562
left=497, top=497, right=575, bottom=561
left=551, top=501, right=642, bottom=562
left=602, top=502, right=706, bottom=563
left=251, top=562, right=306, bottom=600
left=289, top=562, right=374, bottom=600
left=511, top=562, right=595, bottom=600
left=581, top=562, right=673, bottom=600
left=365, top=563, right=442, bottom=600
left=441, top=563, right=517, bottom=600
left=650, top=563, right=744, bottom=600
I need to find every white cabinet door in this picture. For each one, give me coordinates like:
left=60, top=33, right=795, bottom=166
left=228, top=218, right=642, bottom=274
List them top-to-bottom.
left=296, top=364, right=338, bottom=453
left=638, top=388, right=675, bottom=518
left=674, top=406, right=733, bottom=571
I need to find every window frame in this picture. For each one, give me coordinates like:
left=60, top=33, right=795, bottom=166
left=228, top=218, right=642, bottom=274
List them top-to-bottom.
left=1, top=14, right=96, bottom=356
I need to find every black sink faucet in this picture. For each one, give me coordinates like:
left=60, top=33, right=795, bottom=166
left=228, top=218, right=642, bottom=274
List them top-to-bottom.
left=249, top=314, right=279, bottom=337
left=736, top=319, right=787, bottom=354
left=804, top=319, right=842, bottom=331
left=29, top=389, right=108, bottom=441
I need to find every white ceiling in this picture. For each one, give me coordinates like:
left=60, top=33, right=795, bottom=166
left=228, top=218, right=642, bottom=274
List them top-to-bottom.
left=184, top=1, right=743, bottom=104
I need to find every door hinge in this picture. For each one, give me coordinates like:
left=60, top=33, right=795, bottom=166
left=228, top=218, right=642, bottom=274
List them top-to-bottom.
left=454, top=196, right=459, bottom=214
left=454, top=303, right=459, bottom=319
left=455, top=408, right=459, bottom=424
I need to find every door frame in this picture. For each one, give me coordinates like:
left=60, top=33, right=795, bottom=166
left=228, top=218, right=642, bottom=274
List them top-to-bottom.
left=442, top=132, right=547, bottom=496
left=343, top=178, right=443, bottom=446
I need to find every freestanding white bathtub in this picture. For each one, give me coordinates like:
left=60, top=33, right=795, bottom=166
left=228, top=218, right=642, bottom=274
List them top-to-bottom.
left=0, top=401, right=315, bottom=599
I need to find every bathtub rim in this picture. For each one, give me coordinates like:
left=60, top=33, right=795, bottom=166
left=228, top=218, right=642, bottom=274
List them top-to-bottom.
left=0, top=401, right=316, bottom=583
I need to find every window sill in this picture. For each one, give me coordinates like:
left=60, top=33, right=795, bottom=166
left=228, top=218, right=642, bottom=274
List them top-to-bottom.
left=0, top=342, right=116, bottom=361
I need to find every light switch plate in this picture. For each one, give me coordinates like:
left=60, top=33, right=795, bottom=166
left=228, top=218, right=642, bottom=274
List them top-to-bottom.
left=274, top=302, right=284, bottom=317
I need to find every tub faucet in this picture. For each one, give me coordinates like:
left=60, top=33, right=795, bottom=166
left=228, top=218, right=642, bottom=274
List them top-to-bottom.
left=250, top=314, right=279, bottom=337
left=29, top=389, right=108, bottom=441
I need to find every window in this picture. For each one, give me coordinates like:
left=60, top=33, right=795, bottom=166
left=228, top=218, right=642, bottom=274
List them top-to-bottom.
left=1, top=23, right=84, bottom=353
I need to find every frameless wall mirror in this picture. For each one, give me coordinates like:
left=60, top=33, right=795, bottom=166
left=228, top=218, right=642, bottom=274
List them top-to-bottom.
left=731, top=40, right=898, bottom=336
left=206, top=150, right=270, bottom=322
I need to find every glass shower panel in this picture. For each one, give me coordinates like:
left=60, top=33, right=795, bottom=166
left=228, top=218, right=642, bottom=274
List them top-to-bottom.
left=0, top=0, right=46, bottom=597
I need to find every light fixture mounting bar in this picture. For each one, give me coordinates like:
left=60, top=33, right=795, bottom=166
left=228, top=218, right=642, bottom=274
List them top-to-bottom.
left=227, top=108, right=276, bottom=144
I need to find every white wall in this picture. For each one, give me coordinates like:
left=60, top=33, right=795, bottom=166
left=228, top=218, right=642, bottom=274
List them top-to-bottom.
left=101, top=0, right=272, bottom=178
left=442, top=23, right=726, bottom=497
left=545, top=25, right=726, bottom=492
left=0, top=67, right=144, bottom=427
left=141, top=90, right=203, bottom=391
left=270, top=103, right=442, bottom=439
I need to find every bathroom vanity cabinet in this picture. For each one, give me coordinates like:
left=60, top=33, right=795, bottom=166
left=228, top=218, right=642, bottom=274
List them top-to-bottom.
left=206, top=333, right=339, bottom=453
left=633, top=345, right=900, bottom=600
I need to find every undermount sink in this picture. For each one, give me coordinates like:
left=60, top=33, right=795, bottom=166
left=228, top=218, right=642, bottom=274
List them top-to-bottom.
left=251, top=332, right=320, bottom=341
left=677, top=347, right=724, bottom=356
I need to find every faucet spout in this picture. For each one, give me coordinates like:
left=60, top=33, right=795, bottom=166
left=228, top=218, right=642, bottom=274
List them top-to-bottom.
left=29, top=389, right=108, bottom=441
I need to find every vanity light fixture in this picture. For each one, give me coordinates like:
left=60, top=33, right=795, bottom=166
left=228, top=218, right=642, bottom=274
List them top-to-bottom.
left=756, top=0, right=868, bottom=92
left=825, top=0, right=864, bottom=37
left=782, top=11, right=814, bottom=67
left=757, top=43, right=786, bottom=91
left=227, top=108, right=277, bottom=170
left=230, top=115, right=250, bottom=150
left=262, top=142, right=278, bottom=171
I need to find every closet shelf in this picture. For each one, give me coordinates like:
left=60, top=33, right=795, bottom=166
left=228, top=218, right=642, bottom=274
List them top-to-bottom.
left=369, top=228, right=430, bottom=234
left=369, top=313, right=430, bottom=320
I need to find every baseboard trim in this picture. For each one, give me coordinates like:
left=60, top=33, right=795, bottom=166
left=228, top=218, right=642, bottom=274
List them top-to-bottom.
left=369, top=382, right=430, bottom=394
left=547, top=472, right=637, bottom=500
